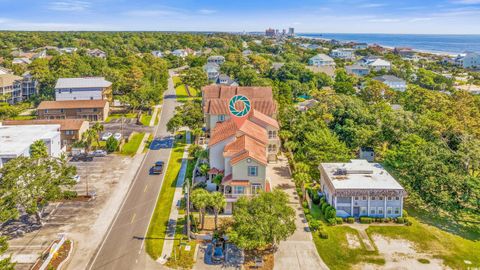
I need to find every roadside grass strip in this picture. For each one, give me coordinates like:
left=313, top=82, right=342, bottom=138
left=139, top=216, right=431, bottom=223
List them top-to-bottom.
left=173, top=76, right=199, bottom=102
left=140, top=113, right=152, bottom=126
left=120, top=132, right=145, bottom=156
left=145, top=132, right=187, bottom=259
left=165, top=217, right=197, bottom=269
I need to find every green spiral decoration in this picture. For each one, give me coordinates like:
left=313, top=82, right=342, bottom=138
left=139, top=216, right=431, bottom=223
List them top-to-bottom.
left=229, top=95, right=251, bottom=117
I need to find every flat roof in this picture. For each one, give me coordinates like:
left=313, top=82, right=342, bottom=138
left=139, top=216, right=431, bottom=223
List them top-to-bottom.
left=55, top=77, right=111, bottom=89
left=0, top=124, right=60, bottom=157
left=319, top=159, right=404, bottom=191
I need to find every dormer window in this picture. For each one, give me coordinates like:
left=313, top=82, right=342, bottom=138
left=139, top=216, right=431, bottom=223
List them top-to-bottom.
left=218, top=114, right=225, bottom=122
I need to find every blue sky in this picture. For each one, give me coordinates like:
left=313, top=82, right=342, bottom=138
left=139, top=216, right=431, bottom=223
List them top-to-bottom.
left=1, top=0, right=480, bottom=34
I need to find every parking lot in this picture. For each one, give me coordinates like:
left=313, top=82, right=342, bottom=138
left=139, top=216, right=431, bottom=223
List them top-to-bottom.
left=102, top=118, right=153, bottom=138
left=6, top=153, right=141, bottom=270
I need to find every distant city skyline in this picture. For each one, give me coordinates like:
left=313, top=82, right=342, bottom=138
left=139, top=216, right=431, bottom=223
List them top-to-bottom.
left=1, top=0, right=480, bottom=34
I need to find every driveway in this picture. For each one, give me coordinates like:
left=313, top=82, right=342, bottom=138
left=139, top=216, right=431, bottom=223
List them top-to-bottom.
left=267, top=155, right=329, bottom=270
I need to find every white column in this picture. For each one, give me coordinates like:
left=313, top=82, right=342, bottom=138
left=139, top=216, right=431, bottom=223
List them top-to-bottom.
left=334, top=196, right=337, bottom=208
left=351, top=196, right=354, bottom=216
left=367, top=196, right=370, bottom=217
left=384, top=196, right=387, bottom=218
left=400, top=196, right=403, bottom=217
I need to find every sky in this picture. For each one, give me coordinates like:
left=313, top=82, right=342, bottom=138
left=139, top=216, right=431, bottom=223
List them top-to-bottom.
left=1, top=0, right=480, bottom=34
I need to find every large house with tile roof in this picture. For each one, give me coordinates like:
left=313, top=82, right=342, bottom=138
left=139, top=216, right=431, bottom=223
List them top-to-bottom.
left=202, top=85, right=277, bottom=132
left=203, top=85, right=280, bottom=213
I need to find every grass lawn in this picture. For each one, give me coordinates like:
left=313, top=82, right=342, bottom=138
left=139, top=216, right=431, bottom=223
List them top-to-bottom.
left=173, top=76, right=199, bottom=103
left=105, top=113, right=137, bottom=123
left=140, top=113, right=152, bottom=126
left=120, top=132, right=145, bottom=156
left=145, top=132, right=187, bottom=260
left=309, top=204, right=384, bottom=270
left=366, top=216, right=480, bottom=269
left=165, top=217, right=197, bottom=269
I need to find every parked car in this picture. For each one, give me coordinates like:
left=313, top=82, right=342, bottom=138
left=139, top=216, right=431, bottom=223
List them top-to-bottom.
left=101, top=132, right=113, bottom=141
left=113, top=132, right=122, bottom=141
left=91, top=150, right=107, bottom=157
left=71, top=153, right=94, bottom=162
left=151, top=161, right=164, bottom=174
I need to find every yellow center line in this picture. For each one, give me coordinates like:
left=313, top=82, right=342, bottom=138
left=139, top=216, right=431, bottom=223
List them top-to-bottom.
left=144, top=184, right=149, bottom=193
left=131, top=213, right=136, bottom=224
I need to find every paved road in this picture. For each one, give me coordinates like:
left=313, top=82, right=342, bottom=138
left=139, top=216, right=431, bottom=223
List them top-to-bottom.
left=87, top=70, right=179, bottom=270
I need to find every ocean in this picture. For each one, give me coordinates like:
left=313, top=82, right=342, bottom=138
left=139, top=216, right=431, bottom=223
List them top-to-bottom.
left=298, top=33, right=480, bottom=55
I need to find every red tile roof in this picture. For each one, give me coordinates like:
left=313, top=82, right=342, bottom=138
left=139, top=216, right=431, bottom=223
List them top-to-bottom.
left=250, top=110, right=279, bottom=129
left=209, top=119, right=267, bottom=147
left=225, top=135, right=267, bottom=166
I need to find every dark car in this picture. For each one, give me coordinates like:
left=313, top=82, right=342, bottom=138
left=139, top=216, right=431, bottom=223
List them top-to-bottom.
left=71, top=153, right=94, bottom=162
left=151, top=161, right=164, bottom=174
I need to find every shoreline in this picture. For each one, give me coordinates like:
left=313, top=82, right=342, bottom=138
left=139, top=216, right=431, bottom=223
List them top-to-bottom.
left=297, top=34, right=461, bottom=57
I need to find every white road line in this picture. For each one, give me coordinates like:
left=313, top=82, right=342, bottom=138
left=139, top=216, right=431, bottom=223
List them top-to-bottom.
left=144, top=184, right=148, bottom=193
left=131, top=213, right=136, bottom=224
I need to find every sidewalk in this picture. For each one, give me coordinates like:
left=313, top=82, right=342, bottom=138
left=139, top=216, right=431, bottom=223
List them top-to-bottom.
left=148, top=105, right=161, bottom=127
left=158, top=131, right=191, bottom=263
left=136, top=132, right=151, bottom=156
left=267, top=154, right=329, bottom=270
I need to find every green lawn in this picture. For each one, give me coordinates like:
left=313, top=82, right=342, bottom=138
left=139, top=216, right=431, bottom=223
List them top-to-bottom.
left=173, top=76, right=199, bottom=103
left=105, top=113, right=137, bottom=123
left=140, top=113, right=152, bottom=126
left=8, top=114, right=36, bottom=120
left=120, top=132, right=145, bottom=156
left=145, top=132, right=187, bottom=260
left=309, top=204, right=384, bottom=270
left=165, top=217, right=197, bottom=269
left=366, top=217, right=480, bottom=269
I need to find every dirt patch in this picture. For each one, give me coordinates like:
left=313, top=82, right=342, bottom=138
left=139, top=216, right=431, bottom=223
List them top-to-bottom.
left=346, top=233, right=361, bottom=249
left=357, top=234, right=450, bottom=270
left=244, top=250, right=274, bottom=270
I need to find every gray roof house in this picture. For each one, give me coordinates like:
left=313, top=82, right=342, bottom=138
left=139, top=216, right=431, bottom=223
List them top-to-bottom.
left=308, top=54, right=335, bottom=67
left=207, top=55, right=225, bottom=65
left=203, top=63, right=220, bottom=81
left=215, top=74, right=238, bottom=86
left=373, top=75, right=407, bottom=92
left=319, top=159, right=406, bottom=218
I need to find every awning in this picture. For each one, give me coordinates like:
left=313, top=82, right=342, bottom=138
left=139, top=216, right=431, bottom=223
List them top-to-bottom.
left=230, top=180, right=250, bottom=187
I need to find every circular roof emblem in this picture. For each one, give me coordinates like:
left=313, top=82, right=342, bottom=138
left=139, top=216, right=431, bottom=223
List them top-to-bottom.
left=229, top=95, right=251, bottom=117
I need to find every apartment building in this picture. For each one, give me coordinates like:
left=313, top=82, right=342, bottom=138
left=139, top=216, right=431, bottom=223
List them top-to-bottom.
left=55, top=77, right=112, bottom=102
left=37, top=99, right=109, bottom=122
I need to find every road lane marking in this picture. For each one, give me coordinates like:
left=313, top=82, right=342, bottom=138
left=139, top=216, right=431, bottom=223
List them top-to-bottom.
left=144, top=184, right=148, bottom=193
left=131, top=213, right=136, bottom=224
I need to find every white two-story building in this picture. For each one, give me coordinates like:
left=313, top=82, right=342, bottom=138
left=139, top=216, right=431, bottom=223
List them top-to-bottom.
left=55, top=77, right=112, bottom=102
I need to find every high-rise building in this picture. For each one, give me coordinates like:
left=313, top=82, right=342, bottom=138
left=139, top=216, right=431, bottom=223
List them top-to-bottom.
left=288, top=27, right=295, bottom=36
left=265, top=28, right=275, bottom=37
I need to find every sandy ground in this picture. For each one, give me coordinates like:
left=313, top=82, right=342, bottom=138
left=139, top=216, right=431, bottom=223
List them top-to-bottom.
left=6, top=154, right=144, bottom=270
left=346, top=233, right=362, bottom=249
left=357, top=234, right=450, bottom=270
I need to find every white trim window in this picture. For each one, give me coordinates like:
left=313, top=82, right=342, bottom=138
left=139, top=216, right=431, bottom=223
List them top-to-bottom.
left=218, top=114, right=225, bottom=122
left=268, top=130, right=277, bottom=139
left=248, top=166, right=258, bottom=177
left=251, top=184, right=262, bottom=194
left=233, top=186, right=245, bottom=195
left=362, top=196, right=367, bottom=201
left=371, top=196, right=376, bottom=201
left=387, top=196, right=393, bottom=201
left=360, top=207, right=367, bottom=215
left=378, top=207, right=384, bottom=215
left=387, top=207, right=393, bottom=215
left=370, top=208, right=376, bottom=215
left=394, top=208, right=400, bottom=214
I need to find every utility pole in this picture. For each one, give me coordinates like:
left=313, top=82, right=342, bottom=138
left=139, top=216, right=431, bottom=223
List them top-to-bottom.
left=186, top=178, right=191, bottom=240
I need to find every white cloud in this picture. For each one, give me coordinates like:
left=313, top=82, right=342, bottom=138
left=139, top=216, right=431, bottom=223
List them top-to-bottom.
left=48, top=0, right=91, bottom=11
left=451, top=0, right=480, bottom=4
left=198, top=9, right=216, bottom=15
left=367, top=18, right=401, bottom=23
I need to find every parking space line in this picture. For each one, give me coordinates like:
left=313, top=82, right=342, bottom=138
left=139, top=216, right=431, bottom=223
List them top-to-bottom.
left=144, top=184, right=148, bottom=193
left=131, top=213, right=136, bottom=224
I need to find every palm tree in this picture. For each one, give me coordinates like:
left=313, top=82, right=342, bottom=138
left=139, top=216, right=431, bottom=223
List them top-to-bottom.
left=91, top=122, right=104, bottom=147
left=192, top=128, right=203, bottom=145
left=84, top=129, right=97, bottom=151
left=199, top=163, right=210, bottom=176
left=191, top=188, right=210, bottom=229
left=209, top=192, right=226, bottom=230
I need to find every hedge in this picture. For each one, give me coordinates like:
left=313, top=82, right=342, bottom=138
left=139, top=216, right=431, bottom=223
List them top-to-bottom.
left=335, top=217, right=343, bottom=224
left=347, top=217, right=355, bottom=223
left=360, top=217, right=372, bottom=224
left=319, top=229, right=329, bottom=239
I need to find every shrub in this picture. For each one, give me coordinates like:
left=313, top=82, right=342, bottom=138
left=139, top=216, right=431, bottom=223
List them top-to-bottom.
left=106, top=136, right=119, bottom=152
left=296, top=187, right=302, bottom=195
left=307, top=187, right=314, bottom=199
left=63, top=190, right=77, bottom=199
left=297, top=191, right=303, bottom=199
left=312, top=194, right=321, bottom=205
left=320, top=197, right=326, bottom=205
left=302, top=201, right=308, bottom=209
left=321, top=202, right=328, bottom=214
left=325, top=207, right=336, bottom=220
left=304, top=208, right=310, bottom=215
left=403, top=209, right=409, bottom=217
left=305, top=214, right=313, bottom=222
left=335, top=217, right=343, bottom=224
left=347, top=217, right=355, bottom=223
left=360, top=217, right=372, bottom=224
left=396, top=217, right=405, bottom=224
left=327, top=218, right=337, bottom=225
left=310, top=219, right=321, bottom=231
left=318, top=229, right=329, bottom=239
